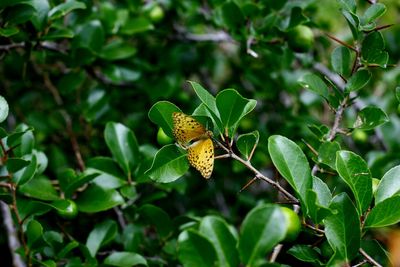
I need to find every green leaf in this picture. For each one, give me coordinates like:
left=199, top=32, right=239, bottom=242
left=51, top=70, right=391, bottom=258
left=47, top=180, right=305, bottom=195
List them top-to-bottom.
left=30, top=0, right=50, bottom=31
left=337, top=0, right=356, bottom=13
left=48, top=1, right=86, bottom=20
left=220, top=2, right=244, bottom=28
left=361, top=3, right=386, bottom=25
left=4, top=4, right=36, bottom=25
left=287, top=7, right=308, bottom=29
left=342, top=11, right=359, bottom=40
left=120, top=17, right=154, bottom=35
left=74, top=20, right=105, bottom=53
left=0, top=26, right=19, bottom=37
left=41, top=27, right=75, bottom=40
left=361, top=32, right=388, bottom=67
left=99, top=39, right=137, bottom=61
left=331, top=47, right=351, bottom=77
left=102, top=65, right=140, bottom=83
left=345, top=69, right=371, bottom=92
left=299, top=73, right=329, bottom=98
left=189, top=81, right=223, bottom=132
left=396, top=87, right=400, bottom=103
left=216, top=89, right=257, bottom=137
left=0, top=95, right=9, bottom=123
left=148, top=101, right=181, bottom=138
left=353, top=106, right=389, bottom=130
left=104, top=122, right=140, bottom=177
left=14, top=124, right=34, bottom=157
left=236, top=131, right=259, bottom=160
left=268, top=135, right=312, bottom=209
left=318, top=141, right=341, bottom=170
left=145, top=144, right=189, bottom=183
left=336, top=150, right=372, bottom=214
left=13, top=155, right=37, bottom=186
left=87, top=157, right=127, bottom=189
left=6, top=158, right=30, bottom=173
left=375, top=165, right=400, bottom=204
left=62, top=171, right=99, bottom=198
left=19, top=176, right=59, bottom=201
left=306, top=176, right=333, bottom=223
left=76, top=185, right=124, bottom=213
left=324, top=193, right=360, bottom=261
left=364, top=195, right=400, bottom=228
left=17, top=199, right=51, bottom=220
left=139, top=204, right=173, bottom=238
left=238, top=204, right=286, bottom=266
left=199, top=216, right=239, bottom=267
left=27, top=219, right=43, bottom=247
left=86, top=220, right=118, bottom=257
left=178, top=230, right=218, bottom=267
left=57, top=241, right=79, bottom=258
left=287, top=245, right=322, bottom=264
left=104, top=252, right=148, bottom=267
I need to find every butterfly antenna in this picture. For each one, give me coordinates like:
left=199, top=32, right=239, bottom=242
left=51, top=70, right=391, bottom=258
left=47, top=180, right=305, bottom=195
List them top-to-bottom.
left=239, top=176, right=258, bottom=193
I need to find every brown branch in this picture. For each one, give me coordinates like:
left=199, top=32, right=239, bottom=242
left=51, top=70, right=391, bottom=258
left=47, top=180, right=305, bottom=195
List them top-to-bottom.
left=363, top=24, right=394, bottom=34
left=324, top=33, right=357, bottom=52
left=0, top=42, right=25, bottom=51
left=328, top=96, right=349, bottom=141
left=359, top=248, right=382, bottom=267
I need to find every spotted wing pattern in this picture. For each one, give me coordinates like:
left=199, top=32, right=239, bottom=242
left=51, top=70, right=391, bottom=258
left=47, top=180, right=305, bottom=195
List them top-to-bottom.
left=172, top=112, right=206, bottom=144
left=187, top=138, right=214, bottom=179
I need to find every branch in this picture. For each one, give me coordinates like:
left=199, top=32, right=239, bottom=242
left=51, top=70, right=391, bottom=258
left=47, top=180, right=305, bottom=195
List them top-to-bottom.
left=174, top=25, right=234, bottom=43
left=0, top=42, right=25, bottom=51
left=359, top=248, right=383, bottom=267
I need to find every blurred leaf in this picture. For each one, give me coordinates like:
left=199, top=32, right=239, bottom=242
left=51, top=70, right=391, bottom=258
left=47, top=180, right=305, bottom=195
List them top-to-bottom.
left=30, top=0, right=50, bottom=31
left=337, top=0, right=356, bottom=13
left=48, top=1, right=86, bottom=20
left=220, top=2, right=244, bottom=28
left=361, top=3, right=386, bottom=25
left=4, top=4, right=36, bottom=25
left=287, top=7, right=308, bottom=29
left=342, top=10, right=359, bottom=40
left=120, top=17, right=154, bottom=35
left=74, top=20, right=105, bottom=53
left=0, top=26, right=19, bottom=37
left=42, top=28, right=74, bottom=40
left=361, top=32, right=388, bottom=67
left=99, top=39, right=137, bottom=61
left=331, top=46, right=351, bottom=77
left=102, top=65, right=140, bottom=83
left=345, top=69, right=371, bottom=93
left=299, top=73, right=329, bottom=98
left=396, top=87, right=400, bottom=103
left=83, top=89, right=109, bottom=122
left=215, top=89, right=257, bottom=137
left=0, top=96, right=9, bottom=123
left=148, top=101, right=181, bottom=138
left=353, top=106, right=389, bottom=130
left=104, top=122, right=140, bottom=177
left=308, top=124, right=329, bottom=140
left=236, top=131, right=259, bottom=160
left=268, top=135, right=312, bottom=209
left=318, top=141, right=341, bottom=170
left=146, top=144, right=189, bottom=183
left=336, top=150, right=372, bottom=213
left=6, top=158, right=30, bottom=173
left=375, top=165, right=400, bottom=204
left=19, top=176, right=59, bottom=201
left=76, top=185, right=124, bottom=213
left=324, top=193, right=360, bottom=262
left=364, top=195, right=400, bottom=228
left=139, top=204, right=173, bottom=238
left=238, top=204, right=286, bottom=266
left=199, top=216, right=239, bottom=267
left=27, top=219, right=43, bottom=247
left=86, top=220, right=118, bottom=257
left=178, top=230, right=218, bottom=267
left=57, top=241, right=79, bottom=258
left=287, top=245, right=322, bottom=264
left=104, top=252, right=148, bottom=267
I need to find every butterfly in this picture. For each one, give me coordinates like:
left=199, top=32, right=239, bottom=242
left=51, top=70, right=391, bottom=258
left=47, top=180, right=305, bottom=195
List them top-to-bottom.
left=172, top=112, right=214, bottom=179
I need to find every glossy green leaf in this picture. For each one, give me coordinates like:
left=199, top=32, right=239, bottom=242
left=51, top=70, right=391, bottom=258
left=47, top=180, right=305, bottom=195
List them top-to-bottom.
left=30, top=0, right=50, bottom=31
left=337, top=0, right=356, bottom=13
left=48, top=1, right=86, bottom=20
left=361, top=3, right=386, bottom=25
left=342, top=10, right=359, bottom=40
left=120, top=17, right=154, bottom=35
left=42, top=28, right=75, bottom=40
left=361, top=32, right=388, bottom=67
left=99, top=39, right=137, bottom=61
left=331, top=46, right=351, bottom=77
left=345, top=69, right=371, bottom=92
left=299, top=73, right=329, bottom=98
left=216, top=89, right=257, bottom=137
left=0, top=95, right=9, bottom=123
left=148, top=101, right=181, bottom=138
left=353, top=106, right=389, bottom=130
left=104, top=122, right=140, bottom=177
left=13, top=124, right=34, bottom=157
left=308, top=124, right=330, bottom=140
left=236, top=131, right=259, bottom=160
left=268, top=135, right=312, bottom=209
left=318, top=141, right=341, bottom=170
left=146, top=144, right=189, bottom=183
left=336, top=150, right=372, bottom=213
left=13, top=155, right=37, bottom=186
left=87, top=157, right=127, bottom=189
left=6, top=158, right=30, bottom=173
left=375, top=165, right=400, bottom=204
left=63, top=171, right=99, bottom=198
left=19, top=176, right=59, bottom=201
left=306, top=176, right=333, bottom=223
left=76, top=185, right=124, bottom=213
left=324, top=193, right=360, bottom=262
left=364, top=195, right=400, bottom=228
left=17, top=199, right=52, bottom=220
left=139, top=204, right=173, bottom=238
left=238, top=204, right=286, bottom=266
left=199, top=216, right=239, bottom=267
left=27, top=219, right=43, bottom=247
left=86, top=220, right=118, bottom=257
left=178, top=230, right=218, bottom=267
left=57, top=241, right=79, bottom=258
left=287, top=245, right=322, bottom=264
left=104, top=252, right=148, bottom=267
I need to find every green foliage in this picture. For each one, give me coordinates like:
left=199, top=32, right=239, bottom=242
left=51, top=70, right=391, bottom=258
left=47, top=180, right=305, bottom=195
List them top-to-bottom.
left=0, top=0, right=399, bottom=266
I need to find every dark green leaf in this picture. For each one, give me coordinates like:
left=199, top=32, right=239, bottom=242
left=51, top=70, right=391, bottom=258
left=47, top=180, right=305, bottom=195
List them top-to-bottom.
left=30, top=0, right=50, bottom=31
left=48, top=1, right=86, bottom=20
left=220, top=2, right=244, bottom=28
left=361, top=3, right=386, bottom=25
left=4, top=4, right=36, bottom=25
left=287, top=7, right=308, bottom=29
left=342, top=10, right=359, bottom=40
left=120, top=17, right=154, bottom=35
left=74, top=20, right=105, bottom=53
left=0, top=26, right=19, bottom=37
left=41, top=28, right=75, bottom=40
left=361, top=32, right=388, bottom=67
left=99, top=39, right=137, bottom=61
left=331, top=47, right=351, bottom=77
left=345, top=69, right=371, bottom=92
left=299, top=73, right=329, bottom=98
left=0, top=95, right=9, bottom=123
left=148, top=101, right=181, bottom=138
left=353, top=106, right=389, bottom=130
left=104, top=122, right=140, bottom=177
left=13, top=124, right=34, bottom=157
left=308, top=124, right=330, bottom=140
left=236, top=131, right=259, bottom=160
left=318, top=141, right=341, bottom=170
left=145, top=144, right=189, bottom=183
left=336, top=150, right=372, bottom=213
left=13, top=155, right=37, bottom=186
left=87, top=157, right=127, bottom=189
left=6, top=158, right=30, bottom=173
left=375, top=165, right=400, bottom=204
left=64, top=172, right=99, bottom=198
left=19, top=175, right=59, bottom=201
left=76, top=185, right=124, bottom=213
left=324, top=193, right=360, bottom=261
left=364, top=195, right=400, bottom=228
left=139, top=204, right=173, bottom=238
left=238, top=204, right=286, bottom=266
left=199, top=216, right=239, bottom=267
left=27, top=219, right=43, bottom=247
left=86, top=220, right=118, bottom=257
left=178, top=230, right=218, bottom=267
left=287, top=245, right=322, bottom=264
left=104, top=252, right=148, bottom=267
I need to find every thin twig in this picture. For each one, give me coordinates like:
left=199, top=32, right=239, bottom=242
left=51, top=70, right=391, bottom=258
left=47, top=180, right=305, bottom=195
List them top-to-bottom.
left=363, top=24, right=394, bottom=34
left=324, top=33, right=357, bottom=52
left=0, top=42, right=25, bottom=51
left=328, top=96, right=349, bottom=141
left=113, top=207, right=127, bottom=229
left=270, top=244, right=284, bottom=262
left=359, top=248, right=383, bottom=267
left=353, top=260, right=368, bottom=267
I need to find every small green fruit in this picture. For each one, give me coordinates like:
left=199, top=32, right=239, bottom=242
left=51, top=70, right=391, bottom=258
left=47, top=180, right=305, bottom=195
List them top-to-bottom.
left=149, top=5, right=164, bottom=23
left=287, top=25, right=314, bottom=53
left=157, top=127, right=173, bottom=145
left=353, top=129, right=368, bottom=143
left=372, top=178, right=380, bottom=195
left=56, top=199, right=78, bottom=219
left=280, top=206, right=301, bottom=242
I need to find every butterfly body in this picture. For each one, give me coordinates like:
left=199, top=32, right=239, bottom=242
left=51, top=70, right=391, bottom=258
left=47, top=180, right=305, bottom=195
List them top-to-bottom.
left=172, top=112, right=214, bottom=179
